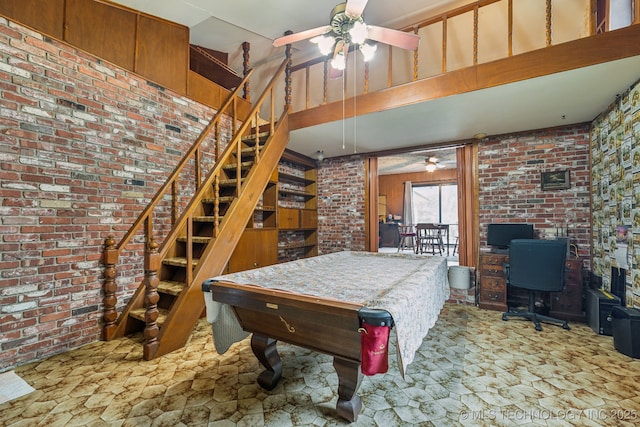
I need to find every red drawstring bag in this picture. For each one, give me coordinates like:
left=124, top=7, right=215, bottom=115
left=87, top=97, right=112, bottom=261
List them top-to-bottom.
left=359, top=309, right=393, bottom=376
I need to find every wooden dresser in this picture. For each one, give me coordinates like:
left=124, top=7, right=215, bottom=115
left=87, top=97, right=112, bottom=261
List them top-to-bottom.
left=478, top=252, right=584, bottom=322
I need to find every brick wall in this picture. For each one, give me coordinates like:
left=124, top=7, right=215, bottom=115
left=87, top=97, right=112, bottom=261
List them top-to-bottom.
left=0, top=18, right=227, bottom=370
left=477, top=123, right=592, bottom=262
left=317, top=155, right=367, bottom=253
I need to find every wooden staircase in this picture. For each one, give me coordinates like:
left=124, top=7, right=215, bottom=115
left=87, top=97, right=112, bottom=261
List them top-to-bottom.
left=102, top=59, right=290, bottom=360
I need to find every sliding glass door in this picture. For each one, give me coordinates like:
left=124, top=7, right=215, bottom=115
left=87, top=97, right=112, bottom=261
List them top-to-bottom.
left=413, top=183, right=458, bottom=239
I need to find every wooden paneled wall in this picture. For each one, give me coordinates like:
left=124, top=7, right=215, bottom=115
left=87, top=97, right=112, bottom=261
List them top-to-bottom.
left=0, top=0, right=188, bottom=95
left=0, top=0, right=65, bottom=39
left=378, top=169, right=457, bottom=220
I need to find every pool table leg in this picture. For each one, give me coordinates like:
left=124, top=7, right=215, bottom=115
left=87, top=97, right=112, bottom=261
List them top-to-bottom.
left=251, top=334, right=282, bottom=390
left=333, top=357, right=363, bottom=422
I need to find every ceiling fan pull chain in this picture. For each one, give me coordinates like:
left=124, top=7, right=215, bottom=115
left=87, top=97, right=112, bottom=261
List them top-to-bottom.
left=353, top=51, right=357, bottom=153
left=342, top=69, right=345, bottom=150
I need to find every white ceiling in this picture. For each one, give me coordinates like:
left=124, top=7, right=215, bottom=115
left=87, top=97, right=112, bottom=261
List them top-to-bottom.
left=109, top=0, right=640, bottom=172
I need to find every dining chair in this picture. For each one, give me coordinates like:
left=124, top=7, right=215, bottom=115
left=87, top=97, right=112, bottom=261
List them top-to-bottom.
left=416, top=223, right=442, bottom=255
left=397, top=225, right=416, bottom=252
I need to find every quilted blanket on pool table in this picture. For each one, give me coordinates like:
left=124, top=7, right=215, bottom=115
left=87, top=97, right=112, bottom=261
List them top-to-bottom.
left=207, top=251, right=450, bottom=376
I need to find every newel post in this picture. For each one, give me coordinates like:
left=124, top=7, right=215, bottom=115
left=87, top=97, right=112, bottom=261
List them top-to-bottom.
left=102, top=235, right=118, bottom=340
left=143, top=238, right=161, bottom=360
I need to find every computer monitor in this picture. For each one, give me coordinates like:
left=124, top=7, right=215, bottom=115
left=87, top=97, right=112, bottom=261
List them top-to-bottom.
left=486, top=223, right=534, bottom=250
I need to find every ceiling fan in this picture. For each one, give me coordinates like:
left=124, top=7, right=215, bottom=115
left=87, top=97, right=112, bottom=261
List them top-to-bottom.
left=273, top=0, right=420, bottom=70
left=425, top=157, right=445, bottom=172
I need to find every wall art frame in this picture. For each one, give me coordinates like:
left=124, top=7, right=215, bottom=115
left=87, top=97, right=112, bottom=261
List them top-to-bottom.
left=541, top=170, right=570, bottom=190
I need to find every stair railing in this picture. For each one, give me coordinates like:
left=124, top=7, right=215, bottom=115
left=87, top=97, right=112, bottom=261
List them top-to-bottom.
left=152, top=57, right=288, bottom=260
left=102, top=58, right=289, bottom=339
left=102, top=68, right=253, bottom=337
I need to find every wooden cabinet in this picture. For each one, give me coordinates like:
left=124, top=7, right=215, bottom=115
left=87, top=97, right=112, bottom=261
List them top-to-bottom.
left=230, top=150, right=318, bottom=270
left=278, top=207, right=300, bottom=229
left=300, top=209, right=317, bottom=229
left=227, top=229, right=277, bottom=273
left=478, top=252, right=584, bottom=322
left=478, top=253, right=509, bottom=311
left=549, top=260, right=585, bottom=322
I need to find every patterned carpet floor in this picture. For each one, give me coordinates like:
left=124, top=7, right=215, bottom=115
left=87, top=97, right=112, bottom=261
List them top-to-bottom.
left=1, top=303, right=640, bottom=426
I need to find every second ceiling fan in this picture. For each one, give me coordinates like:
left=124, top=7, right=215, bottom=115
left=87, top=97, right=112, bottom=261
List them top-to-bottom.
left=273, top=0, right=420, bottom=70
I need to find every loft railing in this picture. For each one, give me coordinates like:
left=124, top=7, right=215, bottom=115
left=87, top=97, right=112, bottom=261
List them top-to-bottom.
left=286, top=0, right=603, bottom=112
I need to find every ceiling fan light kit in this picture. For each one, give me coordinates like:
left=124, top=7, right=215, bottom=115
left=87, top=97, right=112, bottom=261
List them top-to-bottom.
left=273, top=0, right=419, bottom=70
left=425, top=156, right=444, bottom=172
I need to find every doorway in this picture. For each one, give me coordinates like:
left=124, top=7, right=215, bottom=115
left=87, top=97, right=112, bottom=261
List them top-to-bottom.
left=376, top=147, right=459, bottom=258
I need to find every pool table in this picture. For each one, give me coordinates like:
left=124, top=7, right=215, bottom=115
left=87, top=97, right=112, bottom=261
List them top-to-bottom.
left=201, top=251, right=449, bottom=422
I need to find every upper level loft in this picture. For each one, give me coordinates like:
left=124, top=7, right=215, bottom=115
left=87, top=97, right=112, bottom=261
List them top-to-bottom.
left=2, top=0, right=639, bottom=134
left=280, top=0, right=640, bottom=117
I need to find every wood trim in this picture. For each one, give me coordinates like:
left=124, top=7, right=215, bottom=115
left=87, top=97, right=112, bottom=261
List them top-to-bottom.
left=289, top=23, right=640, bottom=130
left=456, top=144, right=479, bottom=268
left=366, top=157, right=379, bottom=252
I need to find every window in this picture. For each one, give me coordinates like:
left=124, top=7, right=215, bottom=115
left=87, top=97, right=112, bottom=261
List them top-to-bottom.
left=412, top=183, right=458, bottom=237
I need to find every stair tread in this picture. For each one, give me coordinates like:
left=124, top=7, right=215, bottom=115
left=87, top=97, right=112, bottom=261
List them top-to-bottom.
left=241, top=131, right=270, bottom=143
left=240, top=146, right=265, bottom=155
left=222, top=161, right=253, bottom=170
left=219, top=178, right=245, bottom=185
left=202, top=196, right=234, bottom=203
left=192, top=216, right=221, bottom=222
left=176, top=235, right=211, bottom=243
left=163, top=257, right=199, bottom=267
left=158, top=280, right=185, bottom=296
left=129, top=307, right=169, bottom=325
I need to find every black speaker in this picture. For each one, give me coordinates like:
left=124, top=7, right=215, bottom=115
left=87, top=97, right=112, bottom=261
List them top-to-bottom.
left=610, top=267, right=626, bottom=306
left=585, top=288, right=621, bottom=336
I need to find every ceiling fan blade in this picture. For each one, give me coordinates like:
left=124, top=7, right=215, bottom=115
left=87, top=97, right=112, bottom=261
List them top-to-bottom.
left=345, top=0, right=368, bottom=18
left=273, top=25, right=332, bottom=47
left=367, top=25, right=420, bottom=50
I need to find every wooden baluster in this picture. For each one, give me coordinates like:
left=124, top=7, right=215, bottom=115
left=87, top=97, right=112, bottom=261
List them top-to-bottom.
left=508, top=0, right=513, bottom=57
left=546, top=0, right=552, bottom=46
left=473, top=6, right=479, bottom=65
left=442, top=16, right=448, bottom=73
left=413, top=26, right=419, bottom=81
left=284, top=30, right=293, bottom=111
left=242, top=41, right=251, bottom=102
left=387, top=45, right=392, bottom=87
left=323, top=59, right=329, bottom=104
left=305, top=65, right=310, bottom=110
left=270, top=87, right=275, bottom=134
left=233, top=97, right=238, bottom=135
left=254, top=111, right=260, bottom=162
left=215, top=122, right=220, bottom=160
left=236, top=139, right=242, bottom=195
left=195, top=147, right=201, bottom=189
left=214, top=174, right=220, bottom=237
left=171, top=181, right=178, bottom=225
left=185, top=218, right=193, bottom=285
left=102, top=235, right=118, bottom=340
left=143, top=238, right=160, bottom=361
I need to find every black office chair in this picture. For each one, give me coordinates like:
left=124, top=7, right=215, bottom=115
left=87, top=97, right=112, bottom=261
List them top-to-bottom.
left=502, top=239, right=569, bottom=331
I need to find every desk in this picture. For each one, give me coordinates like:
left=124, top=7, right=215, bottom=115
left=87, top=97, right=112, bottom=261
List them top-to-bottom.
left=379, top=222, right=399, bottom=247
left=202, top=251, right=449, bottom=422
left=478, top=252, right=584, bottom=322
